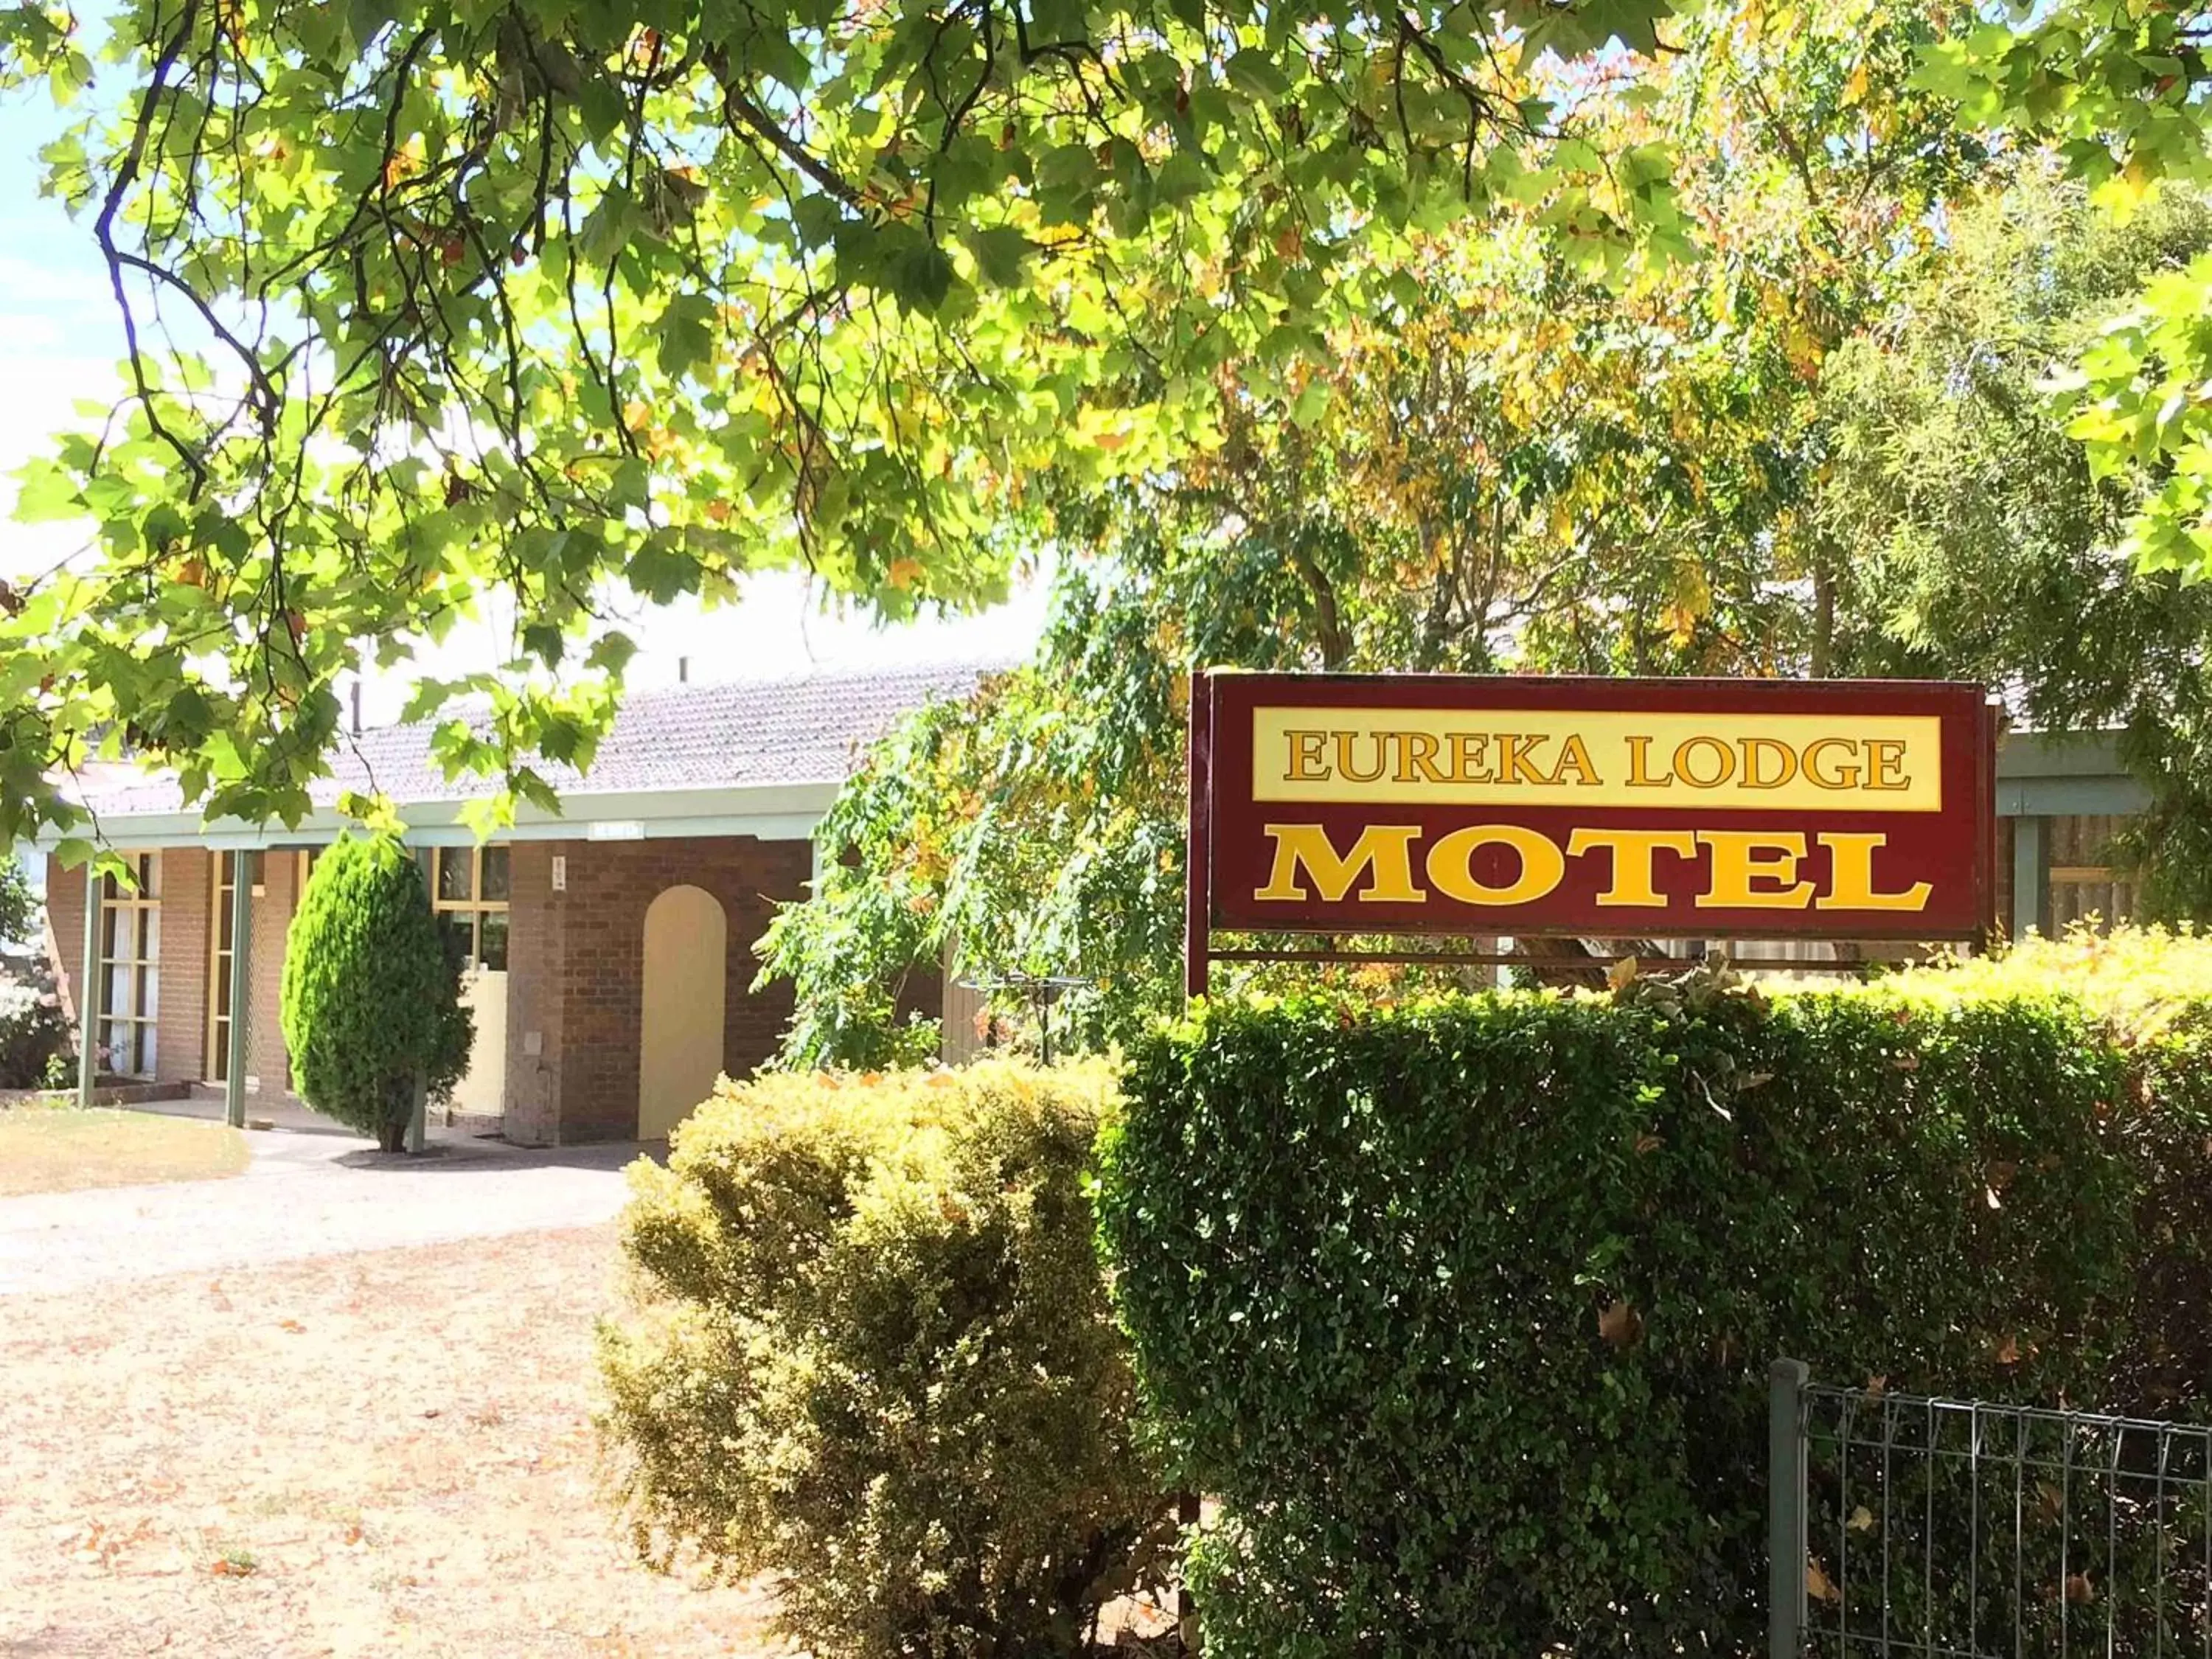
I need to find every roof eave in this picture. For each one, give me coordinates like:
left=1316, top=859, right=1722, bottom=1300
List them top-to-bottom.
left=32, top=778, right=842, bottom=852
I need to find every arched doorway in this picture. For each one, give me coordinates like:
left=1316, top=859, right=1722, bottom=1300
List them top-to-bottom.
left=638, top=885, right=727, bottom=1140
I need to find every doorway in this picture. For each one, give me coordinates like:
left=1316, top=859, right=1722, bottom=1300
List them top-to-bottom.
left=430, top=845, right=510, bottom=1117
left=638, top=884, right=727, bottom=1141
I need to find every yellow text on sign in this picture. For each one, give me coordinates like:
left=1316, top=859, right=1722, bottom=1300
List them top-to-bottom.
left=1250, top=707, right=1944, bottom=813
left=1253, top=824, right=1934, bottom=913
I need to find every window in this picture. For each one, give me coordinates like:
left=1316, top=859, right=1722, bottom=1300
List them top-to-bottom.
left=431, top=846, right=509, bottom=972
left=99, top=853, right=161, bottom=1077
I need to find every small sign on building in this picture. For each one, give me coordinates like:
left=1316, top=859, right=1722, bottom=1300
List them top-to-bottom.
left=1185, top=672, right=1999, bottom=992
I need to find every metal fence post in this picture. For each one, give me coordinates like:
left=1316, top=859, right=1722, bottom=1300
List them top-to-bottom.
left=1770, top=1358, right=1809, bottom=1659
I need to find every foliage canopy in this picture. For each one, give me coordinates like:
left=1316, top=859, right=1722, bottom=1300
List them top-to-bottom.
left=0, top=0, right=1700, bottom=846
left=0, top=0, right=2205, bottom=903
left=1925, top=1, right=2212, bottom=579
left=764, top=70, right=2212, bottom=1058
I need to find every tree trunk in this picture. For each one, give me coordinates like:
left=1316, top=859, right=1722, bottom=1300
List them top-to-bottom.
left=1286, top=540, right=1348, bottom=669
left=1812, top=552, right=1835, bottom=679
left=1512, top=935, right=1669, bottom=990
left=1510, top=936, right=1612, bottom=990
left=377, top=1077, right=414, bottom=1154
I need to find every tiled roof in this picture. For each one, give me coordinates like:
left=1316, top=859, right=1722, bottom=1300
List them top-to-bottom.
left=67, top=659, right=1003, bottom=820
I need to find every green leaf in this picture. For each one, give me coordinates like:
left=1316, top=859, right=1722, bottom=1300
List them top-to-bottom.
left=1225, top=50, right=1293, bottom=102
left=1154, top=150, right=1211, bottom=208
left=577, top=186, right=636, bottom=267
left=964, top=226, right=1034, bottom=288
left=887, top=237, right=959, bottom=312
left=658, top=293, right=718, bottom=378
left=13, top=459, right=83, bottom=524
left=520, top=622, right=566, bottom=666
left=588, top=631, right=639, bottom=675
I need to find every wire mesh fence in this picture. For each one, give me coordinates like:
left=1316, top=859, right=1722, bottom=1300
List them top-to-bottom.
left=1773, top=1362, right=2212, bottom=1658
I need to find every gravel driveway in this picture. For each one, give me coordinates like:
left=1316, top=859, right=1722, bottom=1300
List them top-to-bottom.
left=0, top=1127, right=644, bottom=1297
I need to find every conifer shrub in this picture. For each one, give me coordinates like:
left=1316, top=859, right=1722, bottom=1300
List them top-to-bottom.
left=279, top=835, right=470, bottom=1152
left=1096, top=928, right=2212, bottom=1657
left=599, top=1060, right=1175, bottom=1659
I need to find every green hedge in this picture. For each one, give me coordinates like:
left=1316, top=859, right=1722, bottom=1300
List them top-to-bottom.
left=1096, top=932, right=2212, bottom=1655
left=599, top=1060, right=1176, bottom=1659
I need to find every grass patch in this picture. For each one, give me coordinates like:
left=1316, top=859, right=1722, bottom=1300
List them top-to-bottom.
left=0, top=1103, right=249, bottom=1197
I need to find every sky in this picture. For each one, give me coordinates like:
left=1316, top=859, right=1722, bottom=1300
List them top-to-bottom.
left=0, top=69, right=1048, bottom=728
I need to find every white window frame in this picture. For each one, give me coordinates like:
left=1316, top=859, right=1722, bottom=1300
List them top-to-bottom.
left=430, top=845, right=510, bottom=972
left=98, top=852, right=161, bottom=1079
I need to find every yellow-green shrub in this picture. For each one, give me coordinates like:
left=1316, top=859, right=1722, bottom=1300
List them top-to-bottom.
left=599, top=1060, right=1174, bottom=1659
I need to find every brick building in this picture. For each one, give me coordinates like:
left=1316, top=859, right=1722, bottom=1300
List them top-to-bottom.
left=36, top=663, right=985, bottom=1144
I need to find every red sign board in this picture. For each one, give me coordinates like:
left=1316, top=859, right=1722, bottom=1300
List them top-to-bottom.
left=1186, top=672, right=1998, bottom=990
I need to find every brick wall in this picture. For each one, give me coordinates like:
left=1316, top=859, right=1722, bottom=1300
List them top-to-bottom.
left=507, top=835, right=810, bottom=1144
left=502, top=842, right=566, bottom=1146
left=156, top=848, right=211, bottom=1086
left=246, top=851, right=300, bottom=1093
left=44, top=855, right=83, bottom=1034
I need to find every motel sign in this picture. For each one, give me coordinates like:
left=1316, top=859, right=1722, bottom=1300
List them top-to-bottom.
left=1184, top=672, right=2000, bottom=989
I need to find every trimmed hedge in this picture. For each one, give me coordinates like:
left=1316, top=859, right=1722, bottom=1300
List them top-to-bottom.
left=1096, top=932, right=2212, bottom=1656
left=599, top=1061, right=1176, bottom=1659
